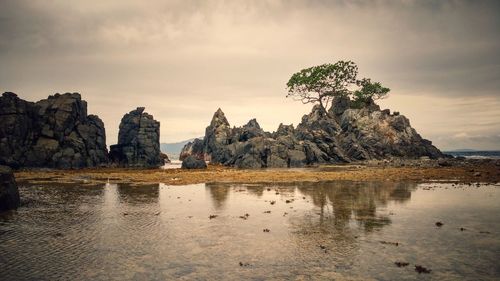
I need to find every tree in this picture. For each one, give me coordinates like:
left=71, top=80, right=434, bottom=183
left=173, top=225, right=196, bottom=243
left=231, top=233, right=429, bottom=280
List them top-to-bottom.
left=286, top=61, right=358, bottom=114
left=286, top=61, right=390, bottom=113
left=351, top=78, right=390, bottom=108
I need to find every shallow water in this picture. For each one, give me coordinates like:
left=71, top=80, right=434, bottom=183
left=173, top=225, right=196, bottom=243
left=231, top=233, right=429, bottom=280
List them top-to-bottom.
left=0, top=181, right=499, bottom=280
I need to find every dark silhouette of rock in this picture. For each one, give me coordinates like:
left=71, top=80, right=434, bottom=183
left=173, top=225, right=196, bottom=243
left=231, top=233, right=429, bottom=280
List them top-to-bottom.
left=0, top=92, right=108, bottom=169
left=180, top=96, right=445, bottom=168
left=110, top=107, right=164, bottom=168
left=160, top=152, right=171, bottom=164
left=181, top=155, right=207, bottom=169
left=0, top=165, right=20, bottom=212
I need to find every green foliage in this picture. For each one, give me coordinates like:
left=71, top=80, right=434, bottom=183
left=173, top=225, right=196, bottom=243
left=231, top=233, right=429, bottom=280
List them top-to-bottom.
left=286, top=61, right=390, bottom=113
left=286, top=61, right=358, bottom=112
left=351, top=78, right=390, bottom=109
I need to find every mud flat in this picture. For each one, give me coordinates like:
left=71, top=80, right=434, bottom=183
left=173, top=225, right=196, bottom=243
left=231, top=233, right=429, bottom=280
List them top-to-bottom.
left=14, top=160, right=500, bottom=186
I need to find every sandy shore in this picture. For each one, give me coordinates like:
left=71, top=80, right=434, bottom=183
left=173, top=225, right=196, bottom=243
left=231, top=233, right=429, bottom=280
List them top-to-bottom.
left=14, top=161, right=500, bottom=185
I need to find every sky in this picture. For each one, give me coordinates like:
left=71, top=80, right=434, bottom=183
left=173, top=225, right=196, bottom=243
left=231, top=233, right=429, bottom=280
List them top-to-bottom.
left=1, top=0, right=499, bottom=150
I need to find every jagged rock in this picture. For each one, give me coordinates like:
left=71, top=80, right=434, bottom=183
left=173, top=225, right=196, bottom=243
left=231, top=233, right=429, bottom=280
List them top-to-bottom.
left=0, top=92, right=108, bottom=169
left=180, top=97, right=445, bottom=168
left=110, top=107, right=164, bottom=168
left=203, top=108, right=233, bottom=163
left=179, top=138, right=205, bottom=161
left=181, top=155, right=207, bottom=169
left=0, top=165, right=20, bottom=212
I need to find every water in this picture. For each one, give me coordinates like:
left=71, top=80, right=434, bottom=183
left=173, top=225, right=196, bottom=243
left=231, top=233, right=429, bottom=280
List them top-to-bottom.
left=445, top=150, right=500, bottom=159
left=162, top=159, right=182, bottom=169
left=1, top=181, right=499, bottom=280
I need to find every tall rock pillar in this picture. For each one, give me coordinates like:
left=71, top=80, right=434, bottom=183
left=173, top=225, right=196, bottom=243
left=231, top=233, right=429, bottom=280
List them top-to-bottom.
left=110, top=107, right=164, bottom=167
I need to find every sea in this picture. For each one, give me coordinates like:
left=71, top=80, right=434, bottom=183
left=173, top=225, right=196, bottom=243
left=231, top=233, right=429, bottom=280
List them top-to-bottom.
left=444, top=150, right=500, bottom=159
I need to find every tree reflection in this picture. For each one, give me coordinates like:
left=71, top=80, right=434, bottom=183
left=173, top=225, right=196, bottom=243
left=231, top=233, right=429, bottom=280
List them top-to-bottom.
left=296, top=181, right=416, bottom=232
left=205, top=183, right=231, bottom=209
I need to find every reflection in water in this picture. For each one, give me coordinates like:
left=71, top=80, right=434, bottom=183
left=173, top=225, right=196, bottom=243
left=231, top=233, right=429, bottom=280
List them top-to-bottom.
left=0, top=181, right=499, bottom=280
left=296, top=181, right=415, bottom=232
left=116, top=183, right=160, bottom=204
left=205, top=183, right=230, bottom=209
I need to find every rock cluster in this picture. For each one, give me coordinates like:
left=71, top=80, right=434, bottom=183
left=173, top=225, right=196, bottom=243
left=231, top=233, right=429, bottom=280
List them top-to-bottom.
left=0, top=92, right=108, bottom=169
left=180, top=97, right=445, bottom=168
left=110, top=107, right=164, bottom=168
left=0, top=165, right=20, bottom=212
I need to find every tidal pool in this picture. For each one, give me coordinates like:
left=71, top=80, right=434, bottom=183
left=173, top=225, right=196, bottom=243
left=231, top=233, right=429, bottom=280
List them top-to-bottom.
left=0, top=181, right=499, bottom=280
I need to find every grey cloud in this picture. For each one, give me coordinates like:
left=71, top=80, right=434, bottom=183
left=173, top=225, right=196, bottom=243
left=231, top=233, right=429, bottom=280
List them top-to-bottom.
left=0, top=0, right=499, bottom=149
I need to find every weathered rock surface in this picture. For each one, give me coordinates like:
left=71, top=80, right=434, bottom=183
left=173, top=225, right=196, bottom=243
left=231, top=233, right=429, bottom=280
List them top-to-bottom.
left=0, top=92, right=108, bottom=169
left=180, top=97, right=445, bottom=168
left=110, top=107, right=164, bottom=167
left=179, top=138, right=205, bottom=161
left=181, top=155, right=207, bottom=169
left=0, top=165, right=20, bottom=212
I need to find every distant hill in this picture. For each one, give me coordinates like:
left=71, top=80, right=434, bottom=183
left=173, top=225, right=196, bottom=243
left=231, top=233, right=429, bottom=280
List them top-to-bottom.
left=160, top=138, right=199, bottom=155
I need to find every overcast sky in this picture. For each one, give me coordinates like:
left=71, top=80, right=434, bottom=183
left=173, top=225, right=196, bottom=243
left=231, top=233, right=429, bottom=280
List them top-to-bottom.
left=1, top=0, right=499, bottom=150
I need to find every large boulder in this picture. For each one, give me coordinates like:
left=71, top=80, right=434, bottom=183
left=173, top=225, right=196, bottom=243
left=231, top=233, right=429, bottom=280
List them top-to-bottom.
left=0, top=92, right=108, bottom=169
left=180, top=98, right=445, bottom=168
left=110, top=107, right=164, bottom=168
left=179, top=138, right=205, bottom=161
left=181, top=155, right=207, bottom=169
left=0, top=165, right=20, bottom=212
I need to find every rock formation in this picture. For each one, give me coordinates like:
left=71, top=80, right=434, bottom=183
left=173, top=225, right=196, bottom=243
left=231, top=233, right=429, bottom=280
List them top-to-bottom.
left=0, top=92, right=108, bottom=169
left=180, top=97, right=445, bottom=168
left=110, top=107, right=164, bottom=167
left=181, top=155, right=207, bottom=169
left=0, top=165, right=20, bottom=212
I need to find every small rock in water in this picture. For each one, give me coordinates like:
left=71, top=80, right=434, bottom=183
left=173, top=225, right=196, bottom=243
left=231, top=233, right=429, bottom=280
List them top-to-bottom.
left=270, top=201, right=276, bottom=205
left=263, top=211, right=271, bottom=214
left=123, top=212, right=129, bottom=216
left=209, top=215, right=218, bottom=219
left=435, top=221, right=444, bottom=227
left=460, top=227, right=466, bottom=231
left=263, top=228, right=270, bottom=232
left=53, top=232, right=64, bottom=237
left=380, top=241, right=399, bottom=246
left=318, top=245, right=328, bottom=253
left=394, top=261, right=409, bottom=267
left=239, top=262, right=250, bottom=267
left=415, top=265, right=432, bottom=274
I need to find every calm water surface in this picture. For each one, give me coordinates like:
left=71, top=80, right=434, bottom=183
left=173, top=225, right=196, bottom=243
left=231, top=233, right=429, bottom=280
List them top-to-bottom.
left=0, top=181, right=499, bottom=280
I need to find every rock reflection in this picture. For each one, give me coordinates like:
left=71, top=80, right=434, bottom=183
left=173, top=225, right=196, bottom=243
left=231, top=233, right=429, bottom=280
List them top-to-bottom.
left=116, top=183, right=160, bottom=204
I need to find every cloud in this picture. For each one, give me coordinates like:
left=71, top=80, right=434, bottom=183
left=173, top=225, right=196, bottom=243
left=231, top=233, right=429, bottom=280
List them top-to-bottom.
left=0, top=0, right=499, bottom=149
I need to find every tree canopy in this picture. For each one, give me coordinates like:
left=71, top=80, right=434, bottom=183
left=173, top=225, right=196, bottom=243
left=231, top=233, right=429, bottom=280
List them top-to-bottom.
left=286, top=61, right=390, bottom=113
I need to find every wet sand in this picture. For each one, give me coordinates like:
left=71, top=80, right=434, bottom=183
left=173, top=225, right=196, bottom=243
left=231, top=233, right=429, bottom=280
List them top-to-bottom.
left=14, top=162, right=500, bottom=185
